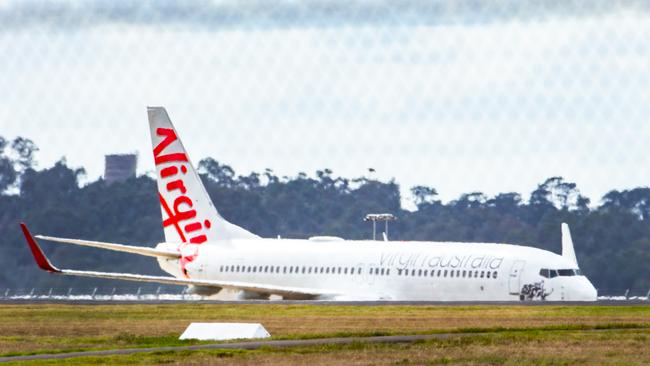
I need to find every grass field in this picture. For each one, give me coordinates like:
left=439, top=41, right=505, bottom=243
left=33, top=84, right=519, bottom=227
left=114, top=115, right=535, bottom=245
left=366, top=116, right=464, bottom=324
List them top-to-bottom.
left=0, top=303, right=649, bottom=365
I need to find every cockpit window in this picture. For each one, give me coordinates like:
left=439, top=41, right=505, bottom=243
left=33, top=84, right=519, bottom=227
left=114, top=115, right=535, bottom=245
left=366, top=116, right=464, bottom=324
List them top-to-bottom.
left=540, top=268, right=581, bottom=278
left=539, top=269, right=550, bottom=278
left=558, top=269, right=575, bottom=276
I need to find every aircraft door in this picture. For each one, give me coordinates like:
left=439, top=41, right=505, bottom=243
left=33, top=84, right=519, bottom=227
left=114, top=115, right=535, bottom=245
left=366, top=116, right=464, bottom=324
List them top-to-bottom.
left=508, top=260, right=526, bottom=295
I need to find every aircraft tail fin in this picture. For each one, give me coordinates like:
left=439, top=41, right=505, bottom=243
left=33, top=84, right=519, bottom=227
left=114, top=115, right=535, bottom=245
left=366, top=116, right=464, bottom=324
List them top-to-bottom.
left=147, top=107, right=259, bottom=243
left=561, top=223, right=579, bottom=267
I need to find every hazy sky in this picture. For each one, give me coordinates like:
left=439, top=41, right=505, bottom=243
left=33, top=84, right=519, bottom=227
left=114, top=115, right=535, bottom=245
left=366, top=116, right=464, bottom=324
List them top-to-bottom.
left=1, top=0, right=649, bottom=207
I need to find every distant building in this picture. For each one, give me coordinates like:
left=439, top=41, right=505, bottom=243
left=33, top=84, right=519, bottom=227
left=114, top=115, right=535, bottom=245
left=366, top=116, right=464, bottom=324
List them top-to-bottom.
left=104, top=154, right=137, bottom=184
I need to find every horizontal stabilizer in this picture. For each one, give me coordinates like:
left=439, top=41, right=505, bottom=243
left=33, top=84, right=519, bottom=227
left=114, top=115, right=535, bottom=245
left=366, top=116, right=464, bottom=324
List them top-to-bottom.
left=35, top=235, right=180, bottom=259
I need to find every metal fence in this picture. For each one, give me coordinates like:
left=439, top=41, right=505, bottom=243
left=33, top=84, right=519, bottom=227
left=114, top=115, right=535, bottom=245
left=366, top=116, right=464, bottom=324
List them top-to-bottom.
left=1, top=287, right=648, bottom=302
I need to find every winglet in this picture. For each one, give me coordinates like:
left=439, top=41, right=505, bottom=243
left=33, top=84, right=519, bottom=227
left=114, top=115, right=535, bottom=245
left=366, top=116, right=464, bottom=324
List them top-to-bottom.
left=20, top=223, right=61, bottom=273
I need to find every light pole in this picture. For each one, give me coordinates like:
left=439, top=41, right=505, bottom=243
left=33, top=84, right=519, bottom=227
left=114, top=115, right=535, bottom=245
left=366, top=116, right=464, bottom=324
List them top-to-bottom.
left=364, top=213, right=397, bottom=241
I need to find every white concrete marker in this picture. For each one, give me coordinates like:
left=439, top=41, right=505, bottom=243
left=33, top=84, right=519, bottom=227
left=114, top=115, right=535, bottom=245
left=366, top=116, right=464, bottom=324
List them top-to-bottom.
left=179, top=323, right=271, bottom=341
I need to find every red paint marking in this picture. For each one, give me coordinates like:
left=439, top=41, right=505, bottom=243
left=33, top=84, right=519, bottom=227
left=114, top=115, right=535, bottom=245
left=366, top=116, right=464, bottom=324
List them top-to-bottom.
left=153, top=127, right=211, bottom=279
left=153, top=128, right=177, bottom=157
left=155, top=153, right=188, bottom=165
left=160, top=166, right=178, bottom=178
left=166, top=179, right=187, bottom=194
left=158, top=193, right=187, bottom=243
left=184, top=222, right=202, bottom=233
left=189, top=235, right=207, bottom=244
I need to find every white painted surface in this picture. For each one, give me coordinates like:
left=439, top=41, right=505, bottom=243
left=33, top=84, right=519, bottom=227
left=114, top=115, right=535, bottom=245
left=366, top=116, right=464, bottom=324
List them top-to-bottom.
left=179, top=323, right=271, bottom=341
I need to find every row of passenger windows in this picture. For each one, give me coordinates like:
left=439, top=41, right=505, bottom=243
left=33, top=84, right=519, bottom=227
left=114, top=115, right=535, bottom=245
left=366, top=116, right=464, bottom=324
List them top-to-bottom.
left=218, top=264, right=497, bottom=279
left=220, top=265, right=363, bottom=275
left=398, top=268, right=498, bottom=279
left=539, top=268, right=582, bottom=278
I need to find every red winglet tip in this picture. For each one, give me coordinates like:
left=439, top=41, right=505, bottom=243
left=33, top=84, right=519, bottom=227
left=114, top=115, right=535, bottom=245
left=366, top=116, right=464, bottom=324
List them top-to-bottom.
left=19, top=223, right=59, bottom=273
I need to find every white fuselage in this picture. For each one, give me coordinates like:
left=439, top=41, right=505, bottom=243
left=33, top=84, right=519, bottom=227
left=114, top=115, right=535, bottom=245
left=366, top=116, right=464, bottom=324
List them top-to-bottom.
left=157, top=238, right=598, bottom=301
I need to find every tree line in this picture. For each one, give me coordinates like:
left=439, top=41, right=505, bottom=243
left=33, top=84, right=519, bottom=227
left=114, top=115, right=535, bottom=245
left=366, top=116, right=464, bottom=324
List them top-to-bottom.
left=0, top=136, right=648, bottom=294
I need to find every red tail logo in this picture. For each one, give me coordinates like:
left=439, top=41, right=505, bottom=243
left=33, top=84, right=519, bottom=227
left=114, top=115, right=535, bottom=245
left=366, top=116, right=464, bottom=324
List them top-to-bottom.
left=154, top=128, right=211, bottom=245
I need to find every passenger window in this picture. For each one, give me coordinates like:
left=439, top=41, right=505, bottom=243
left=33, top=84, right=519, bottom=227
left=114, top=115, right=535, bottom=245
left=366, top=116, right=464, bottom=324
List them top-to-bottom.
left=387, top=269, right=390, bottom=276
left=411, top=269, right=416, bottom=276
left=418, top=269, right=422, bottom=277
left=423, top=270, right=428, bottom=276
left=430, top=270, right=435, bottom=277
left=437, top=270, right=441, bottom=277
left=443, top=270, right=448, bottom=277
left=450, top=270, right=454, bottom=278
left=456, top=270, right=461, bottom=277
left=475, top=270, right=479, bottom=277
left=550, top=270, right=558, bottom=278
left=480, top=271, right=484, bottom=278
left=486, top=271, right=491, bottom=278
left=493, top=271, right=497, bottom=279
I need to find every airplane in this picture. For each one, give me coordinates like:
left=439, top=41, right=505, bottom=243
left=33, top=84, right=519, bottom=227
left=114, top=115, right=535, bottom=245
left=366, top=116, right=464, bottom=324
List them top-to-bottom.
left=20, top=107, right=598, bottom=301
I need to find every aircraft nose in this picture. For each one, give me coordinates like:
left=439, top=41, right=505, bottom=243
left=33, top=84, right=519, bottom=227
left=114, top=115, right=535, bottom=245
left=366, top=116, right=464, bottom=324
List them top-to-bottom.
left=574, top=278, right=598, bottom=301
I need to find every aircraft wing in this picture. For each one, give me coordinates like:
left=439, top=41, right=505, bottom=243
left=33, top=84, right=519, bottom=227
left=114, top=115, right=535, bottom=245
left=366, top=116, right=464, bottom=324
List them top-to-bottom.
left=21, top=224, right=337, bottom=299
left=34, top=234, right=180, bottom=259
